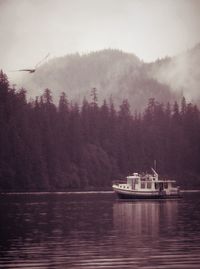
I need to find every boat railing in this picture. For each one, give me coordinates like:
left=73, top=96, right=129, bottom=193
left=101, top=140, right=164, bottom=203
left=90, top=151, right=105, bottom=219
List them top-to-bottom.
left=141, top=176, right=155, bottom=181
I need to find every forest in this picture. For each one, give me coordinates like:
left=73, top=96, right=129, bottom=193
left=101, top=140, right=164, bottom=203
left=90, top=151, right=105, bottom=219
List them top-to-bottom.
left=0, top=70, right=200, bottom=191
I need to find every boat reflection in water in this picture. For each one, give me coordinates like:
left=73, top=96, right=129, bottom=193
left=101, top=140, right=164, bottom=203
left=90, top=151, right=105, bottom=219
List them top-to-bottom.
left=113, top=200, right=178, bottom=237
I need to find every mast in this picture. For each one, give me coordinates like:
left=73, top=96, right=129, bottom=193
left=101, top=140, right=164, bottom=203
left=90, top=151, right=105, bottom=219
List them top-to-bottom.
left=154, top=160, right=157, bottom=170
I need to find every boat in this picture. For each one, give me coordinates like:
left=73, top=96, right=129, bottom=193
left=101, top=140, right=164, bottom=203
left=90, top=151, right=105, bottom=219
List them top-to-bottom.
left=112, top=168, right=181, bottom=199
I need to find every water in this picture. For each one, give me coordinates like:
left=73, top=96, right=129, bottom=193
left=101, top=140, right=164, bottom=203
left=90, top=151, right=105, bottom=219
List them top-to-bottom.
left=0, top=191, right=200, bottom=268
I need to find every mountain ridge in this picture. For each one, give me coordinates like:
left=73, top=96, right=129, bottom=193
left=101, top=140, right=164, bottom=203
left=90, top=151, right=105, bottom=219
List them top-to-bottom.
left=17, top=45, right=200, bottom=110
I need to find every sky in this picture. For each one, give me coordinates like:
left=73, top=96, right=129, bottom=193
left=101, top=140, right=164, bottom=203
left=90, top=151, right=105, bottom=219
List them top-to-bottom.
left=1, top=0, right=200, bottom=72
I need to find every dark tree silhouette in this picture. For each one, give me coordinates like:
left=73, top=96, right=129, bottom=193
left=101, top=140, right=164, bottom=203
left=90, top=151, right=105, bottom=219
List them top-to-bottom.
left=0, top=71, right=200, bottom=191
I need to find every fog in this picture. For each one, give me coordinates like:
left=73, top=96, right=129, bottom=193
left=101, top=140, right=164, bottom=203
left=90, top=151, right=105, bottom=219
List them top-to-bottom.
left=1, top=0, right=200, bottom=74
left=150, top=45, right=200, bottom=102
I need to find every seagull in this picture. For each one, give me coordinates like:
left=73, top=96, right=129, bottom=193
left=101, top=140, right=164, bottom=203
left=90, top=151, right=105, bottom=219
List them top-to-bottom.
left=15, top=53, right=50, bottom=74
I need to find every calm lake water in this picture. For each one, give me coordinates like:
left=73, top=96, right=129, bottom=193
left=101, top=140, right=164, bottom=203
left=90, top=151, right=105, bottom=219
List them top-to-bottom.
left=0, top=191, right=200, bottom=269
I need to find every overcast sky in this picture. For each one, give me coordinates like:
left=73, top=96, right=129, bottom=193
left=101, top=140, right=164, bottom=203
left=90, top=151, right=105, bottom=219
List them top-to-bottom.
left=1, top=0, right=200, bottom=72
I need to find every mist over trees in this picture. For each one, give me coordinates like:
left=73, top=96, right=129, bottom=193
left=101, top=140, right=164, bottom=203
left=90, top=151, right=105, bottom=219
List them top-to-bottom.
left=149, top=43, right=200, bottom=104
left=18, top=45, right=200, bottom=113
left=19, top=49, right=178, bottom=111
left=0, top=71, right=200, bottom=191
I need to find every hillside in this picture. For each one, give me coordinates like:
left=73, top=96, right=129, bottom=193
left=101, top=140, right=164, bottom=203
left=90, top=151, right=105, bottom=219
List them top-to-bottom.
left=16, top=45, right=200, bottom=110
left=18, top=49, right=176, bottom=111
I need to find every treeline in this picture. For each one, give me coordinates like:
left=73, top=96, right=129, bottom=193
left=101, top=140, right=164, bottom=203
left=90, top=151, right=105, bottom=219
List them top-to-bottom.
left=0, top=71, right=200, bottom=191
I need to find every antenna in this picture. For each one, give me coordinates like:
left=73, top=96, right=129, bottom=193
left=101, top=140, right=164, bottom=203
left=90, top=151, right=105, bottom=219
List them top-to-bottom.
left=154, top=160, right=157, bottom=170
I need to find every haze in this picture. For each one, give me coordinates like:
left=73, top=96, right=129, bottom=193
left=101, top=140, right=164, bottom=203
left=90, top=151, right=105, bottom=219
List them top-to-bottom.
left=1, top=0, right=200, bottom=73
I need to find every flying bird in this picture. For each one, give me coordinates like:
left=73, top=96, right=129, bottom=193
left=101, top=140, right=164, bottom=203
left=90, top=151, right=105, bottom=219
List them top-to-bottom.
left=14, top=53, right=50, bottom=74
left=17, top=68, right=36, bottom=73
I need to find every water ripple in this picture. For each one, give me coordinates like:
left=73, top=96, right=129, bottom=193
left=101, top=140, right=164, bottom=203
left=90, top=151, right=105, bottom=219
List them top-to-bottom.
left=0, top=192, right=200, bottom=268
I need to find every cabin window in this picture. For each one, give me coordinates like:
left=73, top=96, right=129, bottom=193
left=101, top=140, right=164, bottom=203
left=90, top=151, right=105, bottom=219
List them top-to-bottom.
left=141, top=182, right=145, bottom=189
left=147, top=182, right=152, bottom=189
left=164, top=182, right=168, bottom=189
left=155, top=183, right=159, bottom=189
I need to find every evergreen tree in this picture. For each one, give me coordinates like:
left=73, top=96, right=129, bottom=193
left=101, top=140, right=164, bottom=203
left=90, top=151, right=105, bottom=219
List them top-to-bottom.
left=1, top=72, right=200, bottom=190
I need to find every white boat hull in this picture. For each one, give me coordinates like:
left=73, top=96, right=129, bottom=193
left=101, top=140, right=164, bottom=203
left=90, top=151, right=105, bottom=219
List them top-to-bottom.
left=113, top=186, right=181, bottom=199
